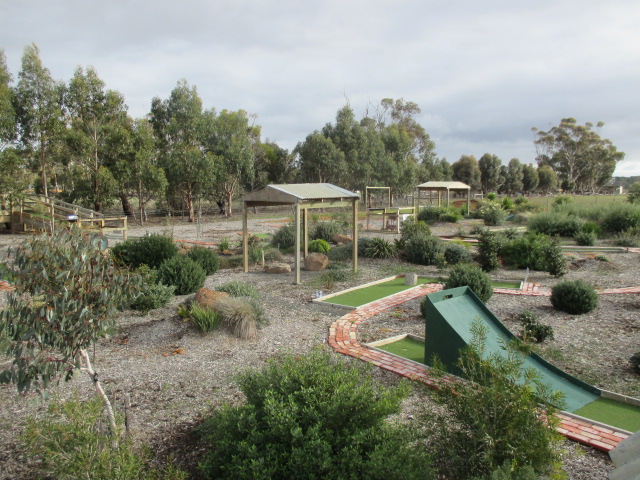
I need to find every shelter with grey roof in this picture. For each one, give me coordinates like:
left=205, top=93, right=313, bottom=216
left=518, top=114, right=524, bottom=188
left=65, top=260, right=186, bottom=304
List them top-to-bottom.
left=415, top=181, right=471, bottom=213
left=241, top=183, right=360, bottom=284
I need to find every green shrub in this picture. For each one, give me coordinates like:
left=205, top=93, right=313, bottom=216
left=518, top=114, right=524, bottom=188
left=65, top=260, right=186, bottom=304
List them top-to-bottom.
left=479, top=201, right=506, bottom=226
left=601, top=204, right=640, bottom=234
left=418, top=206, right=461, bottom=223
left=527, top=213, right=584, bottom=237
left=396, top=220, right=431, bottom=250
left=580, top=220, right=600, bottom=236
left=312, top=221, right=341, bottom=242
left=271, top=223, right=296, bottom=249
left=613, top=228, right=640, bottom=247
left=477, top=230, right=503, bottom=272
left=573, top=231, right=596, bottom=246
left=500, top=232, right=567, bottom=276
left=111, top=234, right=178, bottom=269
left=405, top=235, right=445, bottom=266
left=364, top=237, right=397, bottom=259
left=218, top=238, right=231, bottom=252
left=309, top=238, right=331, bottom=253
left=444, top=242, right=471, bottom=265
left=327, top=243, right=353, bottom=261
left=187, top=246, right=221, bottom=275
left=264, top=247, right=285, bottom=262
left=157, top=255, right=206, bottom=295
left=219, top=255, right=244, bottom=269
left=0, top=262, right=14, bottom=282
left=445, top=264, right=493, bottom=302
left=317, top=268, right=352, bottom=289
left=130, top=280, right=175, bottom=314
left=215, top=280, right=260, bottom=299
left=550, top=280, right=599, bottom=314
left=214, top=296, right=259, bottom=339
left=190, top=303, right=222, bottom=333
left=517, top=310, right=554, bottom=343
left=423, top=321, right=563, bottom=480
left=198, top=350, right=432, bottom=480
left=630, top=352, right=640, bottom=375
left=22, top=396, right=186, bottom=480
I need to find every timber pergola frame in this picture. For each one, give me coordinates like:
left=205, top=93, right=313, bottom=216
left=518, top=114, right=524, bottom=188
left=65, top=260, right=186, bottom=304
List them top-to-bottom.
left=415, top=181, right=471, bottom=213
left=242, top=183, right=360, bottom=284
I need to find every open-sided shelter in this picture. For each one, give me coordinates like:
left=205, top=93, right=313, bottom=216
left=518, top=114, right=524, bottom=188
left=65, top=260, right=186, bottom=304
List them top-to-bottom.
left=415, top=181, right=471, bottom=212
left=241, top=183, right=360, bottom=284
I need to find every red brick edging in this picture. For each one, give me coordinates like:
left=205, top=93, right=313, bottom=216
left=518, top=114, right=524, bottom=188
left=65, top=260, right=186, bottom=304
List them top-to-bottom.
left=327, top=283, right=630, bottom=452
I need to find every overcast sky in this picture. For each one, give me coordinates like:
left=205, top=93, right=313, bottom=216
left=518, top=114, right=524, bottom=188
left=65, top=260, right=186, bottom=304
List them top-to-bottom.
left=2, top=0, right=640, bottom=175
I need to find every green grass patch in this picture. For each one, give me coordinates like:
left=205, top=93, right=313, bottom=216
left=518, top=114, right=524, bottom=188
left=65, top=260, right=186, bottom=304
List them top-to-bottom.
left=323, top=277, right=437, bottom=308
left=491, top=280, right=522, bottom=289
left=376, top=337, right=425, bottom=364
left=573, top=397, right=640, bottom=432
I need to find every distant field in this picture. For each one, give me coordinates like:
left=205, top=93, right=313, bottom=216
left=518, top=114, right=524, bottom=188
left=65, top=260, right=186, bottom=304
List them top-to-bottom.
left=526, top=194, right=627, bottom=211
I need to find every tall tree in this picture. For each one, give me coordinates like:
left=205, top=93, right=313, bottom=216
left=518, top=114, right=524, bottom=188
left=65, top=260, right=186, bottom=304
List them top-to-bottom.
left=14, top=43, right=65, bottom=197
left=0, top=50, right=16, bottom=150
left=150, top=80, right=216, bottom=222
left=533, top=118, right=624, bottom=192
left=295, top=132, right=346, bottom=185
left=478, top=153, right=502, bottom=194
left=452, top=155, right=481, bottom=191
left=503, top=158, right=524, bottom=195
left=521, top=163, right=539, bottom=194
left=537, top=165, right=557, bottom=194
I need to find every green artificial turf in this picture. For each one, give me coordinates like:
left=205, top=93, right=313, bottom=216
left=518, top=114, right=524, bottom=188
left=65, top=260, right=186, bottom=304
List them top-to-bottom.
left=323, top=277, right=438, bottom=307
left=491, top=280, right=522, bottom=289
left=376, top=337, right=425, bottom=364
left=573, top=397, right=640, bottom=432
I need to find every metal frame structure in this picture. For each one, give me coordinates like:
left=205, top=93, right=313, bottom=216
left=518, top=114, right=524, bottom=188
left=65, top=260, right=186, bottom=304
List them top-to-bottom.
left=415, top=181, right=471, bottom=213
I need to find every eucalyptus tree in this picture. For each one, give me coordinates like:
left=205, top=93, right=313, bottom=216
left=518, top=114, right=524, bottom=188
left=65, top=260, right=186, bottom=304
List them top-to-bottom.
left=14, top=43, right=65, bottom=197
left=0, top=50, right=16, bottom=150
left=64, top=66, right=129, bottom=211
left=150, top=80, right=216, bottom=222
left=205, top=109, right=257, bottom=217
left=533, top=118, right=624, bottom=192
left=294, top=131, right=346, bottom=185
left=253, top=141, right=296, bottom=186
left=478, top=153, right=502, bottom=194
left=452, top=155, right=481, bottom=191
left=503, top=158, right=524, bottom=195
left=521, top=163, right=539, bottom=194
left=537, top=165, right=558, bottom=194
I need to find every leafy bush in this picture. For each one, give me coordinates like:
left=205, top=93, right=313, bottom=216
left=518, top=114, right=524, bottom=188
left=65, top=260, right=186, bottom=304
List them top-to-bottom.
left=479, top=201, right=506, bottom=226
left=601, top=204, right=640, bottom=234
left=418, top=206, right=461, bottom=223
left=527, top=213, right=584, bottom=237
left=396, top=220, right=431, bottom=250
left=312, top=221, right=342, bottom=242
left=271, top=223, right=296, bottom=249
left=612, top=228, right=640, bottom=247
left=476, top=230, right=503, bottom=272
left=573, top=231, right=596, bottom=246
left=501, top=232, right=567, bottom=276
left=111, top=234, right=178, bottom=269
left=405, top=234, right=445, bottom=266
left=364, top=237, right=397, bottom=259
left=218, top=238, right=231, bottom=252
left=309, top=238, right=331, bottom=253
left=444, top=242, right=471, bottom=265
left=327, top=243, right=353, bottom=261
left=187, top=246, right=221, bottom=275
left=264, top=247, right=285, bottom=262
left=218, top=254, right=244, bottom=269
left=157, top=255, right=206, bottom=295
left=0, top=262, right=14, bottom=282
left=445, top=264, right=493, bottom=302
left=316, top=268, right=353, bottom=289
left=130, top=269, right=175, bottom=314
left=215, top=280, right=260, bottom=299
left=550, top=280, right=599, bottom=314
left=189, top=303, right=222, bottom=333
left=517, top=310, right=554, bottom=343
left=423, top=321, right=563, bottom=480
left=199, top=350, right=432, bottom=480
left=630, top=352, right=640, bottom=375
left=22, top=396, right=186, bottom=480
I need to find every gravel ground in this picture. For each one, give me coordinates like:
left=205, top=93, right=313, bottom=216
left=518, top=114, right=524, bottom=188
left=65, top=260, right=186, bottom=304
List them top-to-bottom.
left=0, top=215, right=637, bottom=479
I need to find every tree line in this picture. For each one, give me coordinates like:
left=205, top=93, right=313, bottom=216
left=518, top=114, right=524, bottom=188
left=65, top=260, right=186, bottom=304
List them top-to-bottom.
left=0, top=44, right=625, bottom=223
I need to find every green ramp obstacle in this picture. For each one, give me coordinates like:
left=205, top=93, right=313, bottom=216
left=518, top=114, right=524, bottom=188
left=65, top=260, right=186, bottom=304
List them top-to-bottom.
left=422, top=286, right=600, bottom=413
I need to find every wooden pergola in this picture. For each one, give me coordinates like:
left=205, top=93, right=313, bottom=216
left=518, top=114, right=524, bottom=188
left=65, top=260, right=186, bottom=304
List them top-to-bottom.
left=415, top=181, right=471, bottom=212
left=241, top=183, right=360, bottom=284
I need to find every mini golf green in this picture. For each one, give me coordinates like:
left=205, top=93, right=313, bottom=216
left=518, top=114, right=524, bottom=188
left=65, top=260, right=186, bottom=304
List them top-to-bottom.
left=323, top=277, right=439, bottom=308
left=491, top=280, right=522, bottom=289
left=376, top=337, right=425, bottom=363
left=573, top=398, right=640, bottom=432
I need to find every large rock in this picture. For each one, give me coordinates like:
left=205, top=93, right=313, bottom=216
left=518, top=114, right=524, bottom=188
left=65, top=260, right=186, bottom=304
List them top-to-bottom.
left=332, top=233, right=352, bottom=244
left=304, top=253, right=329, bottom=271
left=264, top=262, right=291, bottom=274
left=194, top=288, right=229, bottom=310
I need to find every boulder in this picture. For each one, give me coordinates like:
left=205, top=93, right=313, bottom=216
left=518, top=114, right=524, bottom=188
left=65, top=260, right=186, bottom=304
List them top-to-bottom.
left=332, top=233, right=352, bottom=244
left=305, top=253, right=329, bottom=271
left=264, top=262, right=291, bottom=274
left=194, top=288, right=229, bottom=310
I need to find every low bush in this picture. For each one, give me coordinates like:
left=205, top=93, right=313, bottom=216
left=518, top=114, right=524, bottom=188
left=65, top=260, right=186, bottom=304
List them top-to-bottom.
left=479, top=201, right=506, bottom=226
left=601, top=204, right=640, bottom=234
left=418, top=206, right=462, bottom=224
left=527, top=213, right=584, bottom=237
left=396, top=220, right=431, bottom=250
left=312, top=221, right=342, bottom=242
left=271, top=223, right=295, bottom=249
left=612, top=228, right=640, bottom=247
left=476, top=230, right=503, bottom=272
left=573, top=231, right=596, bottom=246
left=500, top=232, right=567, bottom=276
left=111, top=234, right=178, bottom=269
left=405, top=235, right=445, bottom=266
left=364, top=237, right=397, bottom=259
left=309, top=238, right=331, bottom=253
left=444, top=242, right=471, bottom=265
left=327, top=243, right=352, bottom=261
left=187, top=246, right=221, bottom=275
left=157, top=255, right=206, bottom=295
left=218, top=255, right=243, bottom=269
left=445, top=264, right=493, bottom=302
left=317, top=268, right=353, bottom=289
left=130, top=276, right=175, bottom=314
left=215, top=280, right=260, bottom=299
left=550, top=280, right=599, bottom=314
left=214, top=296, right=259, bottom=339
left=190, top=303, right=222, bottom=333
left=517, top=310, right=554, bottom=343
left=198, top=350, right=431, bottom=480
left=630, top=352, right=640, bottom=375
left=22, top=396, right=186, bottom=480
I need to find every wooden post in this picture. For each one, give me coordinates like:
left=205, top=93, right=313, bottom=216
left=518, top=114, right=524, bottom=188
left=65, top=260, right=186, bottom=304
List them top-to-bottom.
left=467, top=188, right=471, bottom=215
left=352, top=199, right=358, bottom=273
left=242, top=202, right=249, bottom=273
left=294, top=202, right=301, bottom=284
left=303, top=208, right=308, bottom=258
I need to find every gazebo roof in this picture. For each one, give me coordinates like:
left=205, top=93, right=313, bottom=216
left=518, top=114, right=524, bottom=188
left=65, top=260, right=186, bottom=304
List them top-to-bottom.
left=416, top=181, right=470, bottom=191
left=242, top=183, right=359, bottom=206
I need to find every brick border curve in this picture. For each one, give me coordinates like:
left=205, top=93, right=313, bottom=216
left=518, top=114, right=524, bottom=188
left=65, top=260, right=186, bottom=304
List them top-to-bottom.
left=327, top=283, right=631, bottom=452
